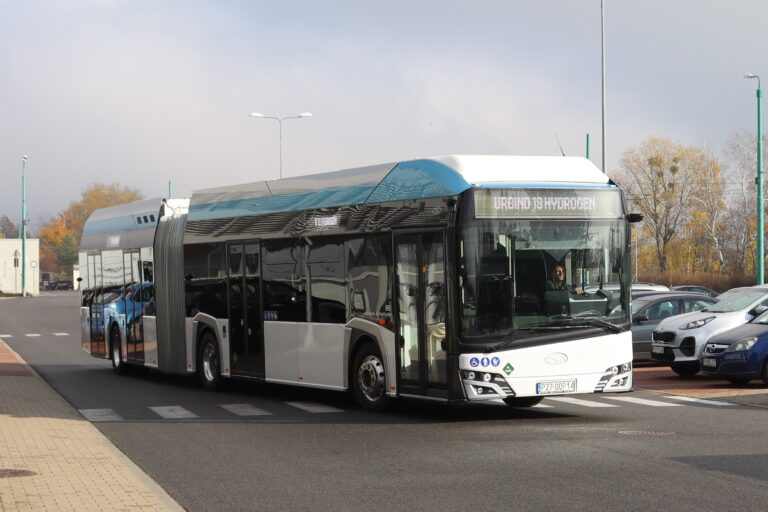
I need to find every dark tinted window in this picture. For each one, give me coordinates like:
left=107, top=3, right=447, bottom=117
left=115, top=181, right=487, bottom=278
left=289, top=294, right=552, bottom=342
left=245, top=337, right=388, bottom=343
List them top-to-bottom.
left=346, top=234, right=393, bottom=323
left=308, top=238, right=346, bottom=323
left=264, top=240, right=306, bottom=322
left=184, top=243, right=227, bottom=318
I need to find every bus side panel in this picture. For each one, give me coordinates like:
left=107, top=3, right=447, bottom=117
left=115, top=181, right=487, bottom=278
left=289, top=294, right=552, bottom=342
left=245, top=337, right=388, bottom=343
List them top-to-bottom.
left=80, top=307, right=91, bottom=354
left=144, top=315, right=159, bottom=367
left=264, top=321, right=298, bottom=383
left=297, top=323, right=345, bottom=389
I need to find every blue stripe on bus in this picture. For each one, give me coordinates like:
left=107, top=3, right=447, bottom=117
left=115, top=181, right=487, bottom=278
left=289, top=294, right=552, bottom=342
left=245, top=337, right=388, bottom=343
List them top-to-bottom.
left=365, top=159, right=471, bottom=203
left=189, top=161, right=471, bottom=221
left=188, top=184, right=379, bottom=221
left=82, top=211, right=158, bottom=235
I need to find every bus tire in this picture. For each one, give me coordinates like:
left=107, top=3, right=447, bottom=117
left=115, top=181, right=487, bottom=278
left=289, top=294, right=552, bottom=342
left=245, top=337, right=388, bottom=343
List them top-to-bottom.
left=110, top=326, right=125, bottom=375
left=198, top=331, right=222, bottom=391
left=351, top=342, right=390, bottom=411
left=671, top=361, right=699, bottom=377
left=503, top=396, right=544, bottom=408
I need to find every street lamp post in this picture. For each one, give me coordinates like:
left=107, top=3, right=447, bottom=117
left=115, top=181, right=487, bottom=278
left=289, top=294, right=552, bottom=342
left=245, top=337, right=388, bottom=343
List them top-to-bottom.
left=745, top=74, right=763, bottom=284
left=250, top=112, right=312, bottom=178
left=21, top=155, right=28, bottom=297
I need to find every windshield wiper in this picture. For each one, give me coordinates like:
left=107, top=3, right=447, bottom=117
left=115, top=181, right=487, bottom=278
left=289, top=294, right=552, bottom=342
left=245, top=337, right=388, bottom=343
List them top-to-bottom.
left=536, top=316, right=623, bottom=333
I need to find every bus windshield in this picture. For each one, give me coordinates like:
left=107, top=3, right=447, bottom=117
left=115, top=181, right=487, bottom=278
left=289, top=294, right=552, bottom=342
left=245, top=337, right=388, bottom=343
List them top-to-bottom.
left=458, top=216, right=630, bottom=343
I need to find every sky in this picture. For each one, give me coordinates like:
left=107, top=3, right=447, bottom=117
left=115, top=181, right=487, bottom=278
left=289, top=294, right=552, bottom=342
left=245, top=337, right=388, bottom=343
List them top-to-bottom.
left=1, top=0, right=767, bottom=229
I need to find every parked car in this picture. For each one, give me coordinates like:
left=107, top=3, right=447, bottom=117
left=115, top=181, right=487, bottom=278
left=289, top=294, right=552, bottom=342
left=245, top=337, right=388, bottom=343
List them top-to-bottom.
left=51, top=280, right=74, bottom=290
left=671, top=285, right=719, bottom=298
left=651, top=286, right=768, bottom=375
left=631, top=292, right=718, bottom=361
left=700, top=309, right=768, bottom=385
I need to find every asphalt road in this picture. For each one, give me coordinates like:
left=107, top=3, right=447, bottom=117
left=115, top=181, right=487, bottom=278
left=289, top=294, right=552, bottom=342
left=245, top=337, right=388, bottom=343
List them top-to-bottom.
left=2, top=293, right=768, bottom=511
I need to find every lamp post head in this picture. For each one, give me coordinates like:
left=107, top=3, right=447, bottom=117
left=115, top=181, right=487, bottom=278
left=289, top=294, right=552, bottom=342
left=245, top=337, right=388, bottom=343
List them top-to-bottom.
left=745, top=73, right=759, bottom=79
left=250, top=112, right=265, bottom=118
left=297, top=112, right=312, bottom=118
left=22, top=155, right=28, bottom=162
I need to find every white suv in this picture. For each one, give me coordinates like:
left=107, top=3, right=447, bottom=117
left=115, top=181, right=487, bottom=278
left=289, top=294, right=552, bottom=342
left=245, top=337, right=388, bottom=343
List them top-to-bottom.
left=650, top=286, right=768, bottom=375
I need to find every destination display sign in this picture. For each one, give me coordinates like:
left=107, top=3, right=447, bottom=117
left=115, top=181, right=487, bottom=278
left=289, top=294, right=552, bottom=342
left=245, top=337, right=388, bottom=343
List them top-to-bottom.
left=474, top=188, right=623, bottom=219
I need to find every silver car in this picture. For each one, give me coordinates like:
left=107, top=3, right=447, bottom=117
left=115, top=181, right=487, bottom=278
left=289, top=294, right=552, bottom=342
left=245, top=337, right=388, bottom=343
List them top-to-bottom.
left=631, top=292, right=718, bottom=361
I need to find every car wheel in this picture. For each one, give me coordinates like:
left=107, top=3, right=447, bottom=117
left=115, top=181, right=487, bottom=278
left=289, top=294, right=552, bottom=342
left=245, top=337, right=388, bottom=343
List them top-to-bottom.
left=110, top=326, right=125, bottom=375
left=198, top=331, right=221, bottom=391
left=351, top=342, right=391, bottom=411
left=671, top=361, right=700, bottom=376
left=726, top=376, right=751, bottom=386
left=503, top=396, right=544, bottom=408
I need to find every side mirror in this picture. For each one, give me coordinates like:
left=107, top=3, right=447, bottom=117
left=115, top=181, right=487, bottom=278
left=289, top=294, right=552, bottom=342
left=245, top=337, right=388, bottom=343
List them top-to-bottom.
left=627, top=212, right=644, bottom=223
left=76, top=277, right=83, bottom=283
left=750, top=305, right=768, bottom=317
left=635, top=314, right=649, bottom=323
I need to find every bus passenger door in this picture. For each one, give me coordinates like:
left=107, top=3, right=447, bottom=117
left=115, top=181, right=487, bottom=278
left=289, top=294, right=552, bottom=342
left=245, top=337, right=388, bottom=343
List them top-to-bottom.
left=395, top=231, right=447, bottom=395
left=228, top=242, right=264, bottom=377
left=87, top=253, right=105, bottom=356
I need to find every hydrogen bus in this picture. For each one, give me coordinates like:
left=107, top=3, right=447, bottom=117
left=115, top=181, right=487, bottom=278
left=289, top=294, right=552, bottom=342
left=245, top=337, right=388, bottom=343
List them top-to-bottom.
left=78, top=155, right=640, bottom=410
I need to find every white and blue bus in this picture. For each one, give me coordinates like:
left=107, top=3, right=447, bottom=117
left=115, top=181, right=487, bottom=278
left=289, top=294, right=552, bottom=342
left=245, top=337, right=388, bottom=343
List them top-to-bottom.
left=79, top=155, right=640, bottom=410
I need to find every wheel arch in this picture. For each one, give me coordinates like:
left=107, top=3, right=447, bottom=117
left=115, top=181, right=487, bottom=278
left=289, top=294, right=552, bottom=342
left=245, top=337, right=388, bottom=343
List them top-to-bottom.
left=346, top=318, right=397, bottom=397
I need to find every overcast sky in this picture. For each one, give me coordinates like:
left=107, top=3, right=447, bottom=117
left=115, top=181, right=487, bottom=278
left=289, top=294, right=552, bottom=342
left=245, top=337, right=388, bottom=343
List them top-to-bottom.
left=1, top=0, right=767, bottom=227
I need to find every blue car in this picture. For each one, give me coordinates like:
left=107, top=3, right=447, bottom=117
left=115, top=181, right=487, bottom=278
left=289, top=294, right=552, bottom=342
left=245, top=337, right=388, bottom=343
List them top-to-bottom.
left=700, top=309, right=768, bottom=385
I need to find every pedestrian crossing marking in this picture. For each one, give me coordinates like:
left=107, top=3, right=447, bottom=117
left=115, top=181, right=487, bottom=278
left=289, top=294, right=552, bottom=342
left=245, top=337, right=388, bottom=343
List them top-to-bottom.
left=52, top=333, right=70, bottom=336
left=25, top=334, right=41, bottom=337
left=0, top=335, right=11, bottom=338
left=667, top=395, right=736, bottom=406
left=546, top=396, right=618, bottom=408
left=604, top=396, right=682, bottom=407
left=285, top=401, right=344, bottom=413
left=220, top=403, right=273, bottom=416
left=149, top=405, right=198, bottom=419
left=79, top=408, right=124, bottom=422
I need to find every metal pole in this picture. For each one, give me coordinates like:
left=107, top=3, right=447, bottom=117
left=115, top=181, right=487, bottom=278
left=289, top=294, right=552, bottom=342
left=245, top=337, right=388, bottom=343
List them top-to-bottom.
left=601, top=0, right=606, bottom=173
left=758, top=80, right=764, bottom=284
left=278, top=118, right=284, bottom=179
left=586, top=133, right=590, bottom=159
left=21, top=155, right=28, bottom=297
left=168, top=180, right=173, bottom=198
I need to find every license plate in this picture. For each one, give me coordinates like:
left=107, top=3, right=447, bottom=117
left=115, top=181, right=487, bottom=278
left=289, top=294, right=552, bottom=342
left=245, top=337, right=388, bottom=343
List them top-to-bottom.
left=652, top=345, right=664, bottom=354
left=702, top=358, right=716, bottom=368
left=536, top=379, right=576, bottom=395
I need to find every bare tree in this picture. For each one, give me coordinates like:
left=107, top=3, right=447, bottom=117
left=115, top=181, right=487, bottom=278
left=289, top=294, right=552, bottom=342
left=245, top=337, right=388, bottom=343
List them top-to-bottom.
left=721, top=131, right=762, bottom=274
left=688, top=151, right=726, bottom=273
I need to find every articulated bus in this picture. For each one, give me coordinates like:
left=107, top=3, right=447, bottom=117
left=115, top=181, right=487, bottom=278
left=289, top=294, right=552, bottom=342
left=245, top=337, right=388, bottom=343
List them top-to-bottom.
left=79, top=155, right=641, bottom=410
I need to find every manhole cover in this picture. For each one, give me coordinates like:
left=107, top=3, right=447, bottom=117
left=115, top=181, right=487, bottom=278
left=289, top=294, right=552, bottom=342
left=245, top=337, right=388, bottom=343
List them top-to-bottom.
left=617, top=430, right=675, bottom=436
left=0, top=469, right=36, bottom=478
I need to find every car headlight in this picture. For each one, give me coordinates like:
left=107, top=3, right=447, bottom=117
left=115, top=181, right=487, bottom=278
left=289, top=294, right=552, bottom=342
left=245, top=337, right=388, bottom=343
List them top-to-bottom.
left=680, top=316, right=716, bottom=330
left=725, top=337, right=757, bottom=352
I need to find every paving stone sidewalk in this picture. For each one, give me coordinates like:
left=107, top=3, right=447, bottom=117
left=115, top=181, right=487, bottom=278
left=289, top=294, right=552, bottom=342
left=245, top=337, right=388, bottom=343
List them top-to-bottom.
left=0, top=339, right=183, bottom=511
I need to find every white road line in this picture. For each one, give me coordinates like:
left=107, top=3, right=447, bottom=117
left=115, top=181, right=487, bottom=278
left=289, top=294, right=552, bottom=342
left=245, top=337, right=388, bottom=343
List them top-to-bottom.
left=52, top=333, right=70, bottom=336
left=0, top=334, right=12, bottom=338
left=25, top=334, right=41, bottom=337
left=545, top=396, right=619, bottom=408
left=604, top=396, right=682, bottom=407
left=667, top=396, right=737, bottom=407
left=285, top=401, right=344, bottom=413
left=220, top=403, right=273, bottom=416
left=532, top=403, right=554, bottom=408
left=149, top=406, right=199, bottom=419
left=79, top=408, right=124, bottom=422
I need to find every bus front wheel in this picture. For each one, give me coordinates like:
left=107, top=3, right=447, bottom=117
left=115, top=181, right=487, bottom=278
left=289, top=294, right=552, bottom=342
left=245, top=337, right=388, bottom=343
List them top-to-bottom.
left=110, top=326, right=124, bottom=375
left=198, top=331, right=222, bottom=391
left=352, top=342, right=390, bottom=411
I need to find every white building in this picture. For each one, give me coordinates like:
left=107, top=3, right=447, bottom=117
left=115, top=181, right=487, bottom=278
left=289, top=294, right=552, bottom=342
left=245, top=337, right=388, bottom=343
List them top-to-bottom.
left=0, top=239, right=40, bottom=296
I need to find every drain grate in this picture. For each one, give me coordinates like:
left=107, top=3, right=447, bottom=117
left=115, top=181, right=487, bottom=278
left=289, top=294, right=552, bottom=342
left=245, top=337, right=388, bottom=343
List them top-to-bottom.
left=617, top=430, right=675, bottom=436
left=0, top=469, right=36, bottom=478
